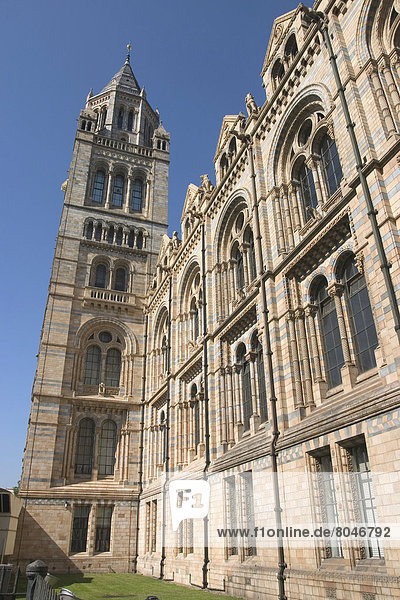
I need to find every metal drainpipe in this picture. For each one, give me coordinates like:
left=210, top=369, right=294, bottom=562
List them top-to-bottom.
left=308, top=9, right=400, bottom=343
left=231, top=131, right=287, bottom=600
left=201, top=220, right=211, bottom=588
left=160, top=274, right=173, bottom=579
left=132, top=312, right=148, bottom=573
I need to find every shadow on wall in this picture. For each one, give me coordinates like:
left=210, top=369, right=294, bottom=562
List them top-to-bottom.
left=12, top=508, right=81, bottom=575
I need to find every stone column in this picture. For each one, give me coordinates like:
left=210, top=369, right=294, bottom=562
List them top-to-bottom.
left=383, top=59, right=400, bottom=124
left=369, top=66, right=396, bottom=136
left=306, top=156, right=324, bottom=208
left=105, top=168, right=114, bottom=208
left=125, top=174, right=133, bottom=213
left=288, top=182, right=302, bottom=231
left=281, top=184, right=294, bottom=249
left=274, top=188, right=286, bottom=253
left=241, top=243, right=250, bottom=287
left=327, top=281, right=357, bottom=388
left=296, top=308, right=315, bottom=408
left=286, top=310, right=304, bottom=409
left=225, top=366, right=235, bottom=445
left=219, top=367, right=228, bottom=447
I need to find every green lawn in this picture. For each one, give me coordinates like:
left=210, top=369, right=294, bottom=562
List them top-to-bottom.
left=50, top=573, right=243, bottom=600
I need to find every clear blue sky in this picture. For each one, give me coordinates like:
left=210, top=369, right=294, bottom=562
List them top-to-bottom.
left=0, top=0, right=301, bottom=487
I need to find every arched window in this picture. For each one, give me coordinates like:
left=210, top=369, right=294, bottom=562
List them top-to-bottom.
left=284, top=34, right=298, bottom=61
left=272, top=59, right=285, bottom=88
left=100, top=107, right=107, bottom=129
left=117, top=108, right=124, bottom=129
left=127, top=110, right=134, bottom=130
left=81, top=120, right=86, bottom=131
left=87, top=122, right=91, bottom=132
left=319, top=134, right=343, bottom=197
left=229, top=137, right=237, bottom=157
left=220, top=153, right=228, bottom=178
left=296, top=160, right=318, bottom=222
left=92, top=170, right=105, bottom=203
left=112, top=175, right=124, bottom=207
left=131, top=178, right=143, bottom=211
left=86, top=222, right=93, bottom=240
left=94, top=223, right=102, bottom=241
left=107, top=225, right=114, bottom=245
left=116, top=227, right=123, bottom=246
left=128, top=230, right=135, bottom=248
left=136, top=231, right=143, bottom=249
left=233, top=246, right=245, bottom=290
left=340, top=256, right=378, bottom=373
left=94, top=264, right=107, bottom=288
left=114, top=267, right=127, bottom=292
left=313, top=277, right=344, bottom=388
left=190, top=297, right=199, bottom=340
left=252, top=333, right=267, bottom=422
left=237, top=344, right=252, bottom=431
left=84, top=345, right=101, bottom=385
left=105, top=348, right=121, bottom=387
left=75, top=418, right=95, bottom=474
left=98, top=420, right=117, bottom=476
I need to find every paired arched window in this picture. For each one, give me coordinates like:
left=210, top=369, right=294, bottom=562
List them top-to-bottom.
left=284, top=34, right=298, bottom=61
left=93, top=170, right=106, bottom=203
left=112, top=175, right=124, bottom=207
left=131, top=178, right=143, bottom=211
left=340, top=256, right=378, bottom=374
left=94, top=263, right=107, bottom=288
left=313, top=277, right=344, bottom=389
left=82, top=331, right=123, bottom=390
left=252, top=333, right=267, bottom=422
left=237, top=343, right=252, bottom=431
left=75, top=418, right=95, bottom=474
left=98, top=420, right=117, bottom=476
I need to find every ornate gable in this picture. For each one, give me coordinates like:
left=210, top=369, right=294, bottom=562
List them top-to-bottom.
left=261, top=9, right=297, bottom=76
left=214, top=115, right=242, bottom=162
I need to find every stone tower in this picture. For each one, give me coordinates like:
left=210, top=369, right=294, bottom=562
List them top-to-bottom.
left=16, top=49, right=169, bottom=572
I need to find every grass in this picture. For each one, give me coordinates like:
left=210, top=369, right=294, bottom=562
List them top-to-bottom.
left=47, top=573, right=243, bottom=600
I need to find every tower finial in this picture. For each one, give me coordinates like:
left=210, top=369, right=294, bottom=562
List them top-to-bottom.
left=126, top=42, right=132, bottom=64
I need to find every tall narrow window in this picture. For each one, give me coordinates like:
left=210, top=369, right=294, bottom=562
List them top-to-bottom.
left=100, top=108, right=107, bottom=129
left=117, top=108, right=124, bottom=129
left=127, top=110, right=134, bottom=130
left=320, top=134, right=343, bottom=197
left=298, top=161, right=318, bottom=221
left=92, top=170, right=105, bottom=203
left=112, top=175, right=124, bottom=207
left=131, top=178, right=143, bottom=211
left=86, top=222, right=93, bottom=240
left=94, top=223, right=102, bottom=242
left=107, top=226, right=114, bottom=244
left=116, top=227, right=123, bottom=246
left=136, top=231, right=143, bottom=249
left=233, top=246, right=245, bottom=290
left=341, top=256, right=378, bottom=373
left=94, top=264, right=107, bottom=288
left=114, top=267, right=127, bottom=292
left=314, top=277, right=344, bottom=388
left=162, top=335, right=168, bottom=373
left=237, top=344, right=252, bottom=431
left=84, top=346, right=101, bottom=385
left=105, top=348, right=121, bottom=387
left=191, top=384, right=200, bottom=449
left=75, top=418, right=95, bottom=474
left=98, top=420, right=117, bottom=476
left=347, top=441, right=383, bottom=558
left=315, top=451, right=342, bottom=558
left=241, top=471, right=256, bottom=556
left=225, top=477, right=238, bottom=556
left=151, top=500, right=157, bottom=553
left=70, top=505, right=91, bottom=553
left=95, top=505, right=113, bottom=552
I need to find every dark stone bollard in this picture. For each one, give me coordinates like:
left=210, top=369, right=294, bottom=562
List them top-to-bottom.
left=26, top=561, right=48, bottom=600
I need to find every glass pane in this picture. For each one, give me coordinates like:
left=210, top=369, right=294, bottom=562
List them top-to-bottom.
left=92, top=171, right=105, bottom=203
left=112, top=175, right=124, bottom=207
left=131, top=179, right=143, bottom=211
left=95, top=264, right=107, bottom=288
left=84, top=346, right=101, bottom=385
left=105, top=348, right=121, bottom=387
left=75, top=419, right=95, bottom=474
left=98, top=420, right=117, bottom=475
left=70, top=505, right=90, bottom=553
left=95, top=505, right=113, bottom=552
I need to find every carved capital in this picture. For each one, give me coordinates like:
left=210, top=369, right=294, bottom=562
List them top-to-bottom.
left=327, top=281, right=344, bottom=298
left=304, top=303, right=318, bottom=318
left=294, top=307, right=305, bottom=320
